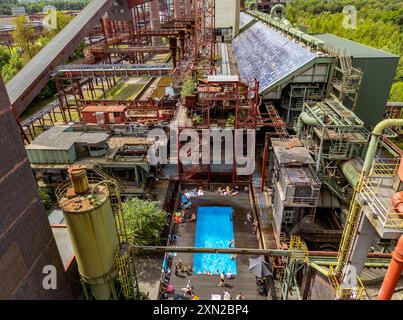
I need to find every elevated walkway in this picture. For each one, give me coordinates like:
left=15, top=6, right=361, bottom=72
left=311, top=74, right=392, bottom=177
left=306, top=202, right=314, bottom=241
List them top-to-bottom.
left=52, top=63, right=174, bottom=78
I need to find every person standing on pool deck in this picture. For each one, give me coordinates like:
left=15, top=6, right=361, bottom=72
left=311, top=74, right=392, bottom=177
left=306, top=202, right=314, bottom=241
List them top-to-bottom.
left=219, top=272, right=226, bottom=287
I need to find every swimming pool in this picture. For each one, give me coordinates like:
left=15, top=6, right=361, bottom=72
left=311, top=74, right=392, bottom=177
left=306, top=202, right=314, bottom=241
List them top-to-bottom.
left=194, top=206, right=237, bottom=275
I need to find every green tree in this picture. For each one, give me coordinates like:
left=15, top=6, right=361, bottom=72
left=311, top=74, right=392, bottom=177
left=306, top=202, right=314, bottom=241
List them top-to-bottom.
left=12, top=16, right=36, bottom=59
left=0, top=46, right=11, bottom=69
left=1, top=53, right=24, bottom=82
left=180, top=76, right=196, bottom=98
left=389, top=82, right=403, bottom=102
left=39, top=188, right=52, bottom=212
left=122, top=198, right=168, bottom=246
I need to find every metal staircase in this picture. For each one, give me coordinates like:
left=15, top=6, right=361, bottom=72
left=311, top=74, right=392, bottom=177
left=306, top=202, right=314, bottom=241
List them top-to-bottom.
left=90, top=162, right=121, bottom=184
left=327, top=173, right=367, bottom=300
left=323, top=177, right=351, bottom=204
left=290, top=215, right=315, bottom=236
left=281, top=236, right=309, bottom=300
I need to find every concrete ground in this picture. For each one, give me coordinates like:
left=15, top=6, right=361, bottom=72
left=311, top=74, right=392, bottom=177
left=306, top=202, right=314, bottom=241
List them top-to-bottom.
left=136, top=253, right=165, bottom=300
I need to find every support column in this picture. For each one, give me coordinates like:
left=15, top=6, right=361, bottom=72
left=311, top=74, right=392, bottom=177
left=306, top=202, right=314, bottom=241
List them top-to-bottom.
left=149, top=0, right=162, bottom=46
left=341, top=215, right=379, bottom=285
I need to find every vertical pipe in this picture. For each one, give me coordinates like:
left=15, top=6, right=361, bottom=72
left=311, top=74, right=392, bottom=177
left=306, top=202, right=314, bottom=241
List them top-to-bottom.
left=150, top=0, right=162, bottom=46
left=174, top=0, right=181, bottom=19
left=261, top=133, right=269, bottom=192
left=377, top=235, right=403, bottom=300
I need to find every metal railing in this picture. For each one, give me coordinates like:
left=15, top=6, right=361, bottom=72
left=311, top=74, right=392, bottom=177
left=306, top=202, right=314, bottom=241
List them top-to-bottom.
left=369, top=157, right=400, bottom=177
left=360, top=178, right=403, bottom=231
left=328, top=265, right=366, bottom=300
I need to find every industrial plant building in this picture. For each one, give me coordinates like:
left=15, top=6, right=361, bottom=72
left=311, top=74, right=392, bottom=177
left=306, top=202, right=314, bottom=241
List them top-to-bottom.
left=0, top=0, right=402, bottom=301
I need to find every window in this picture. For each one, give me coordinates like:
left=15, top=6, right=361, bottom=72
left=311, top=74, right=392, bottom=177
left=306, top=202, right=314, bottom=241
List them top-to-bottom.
left=283, top=210, right=294, bottom=224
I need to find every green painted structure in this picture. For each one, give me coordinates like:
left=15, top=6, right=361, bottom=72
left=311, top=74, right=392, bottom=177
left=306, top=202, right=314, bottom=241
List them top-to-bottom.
left=314, top=33, right=399, bottom=128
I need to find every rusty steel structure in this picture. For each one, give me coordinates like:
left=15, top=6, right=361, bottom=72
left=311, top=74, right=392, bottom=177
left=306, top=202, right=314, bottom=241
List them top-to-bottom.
left=194, top=0, right=216, bottom=66
left=177, top=76, right=289, bottom=184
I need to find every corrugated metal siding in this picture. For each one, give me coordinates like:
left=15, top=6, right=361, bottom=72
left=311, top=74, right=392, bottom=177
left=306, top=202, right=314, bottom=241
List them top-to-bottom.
left=353, top=57, right=399, bottom=128
left=27, top=147, right=77, bottom=164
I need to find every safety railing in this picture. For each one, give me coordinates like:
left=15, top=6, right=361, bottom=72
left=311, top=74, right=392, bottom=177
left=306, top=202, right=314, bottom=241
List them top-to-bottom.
left=369, top=157, right=400, bottom=177
left=360, top=178, right=403, bottom=231
left=289, top=236, right=309, bottom=262
left=328, top=265, right=366, bottom=300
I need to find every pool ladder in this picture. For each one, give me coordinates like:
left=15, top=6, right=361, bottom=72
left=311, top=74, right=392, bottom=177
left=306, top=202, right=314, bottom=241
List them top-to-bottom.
left=230, top=209, right=234, bottom=222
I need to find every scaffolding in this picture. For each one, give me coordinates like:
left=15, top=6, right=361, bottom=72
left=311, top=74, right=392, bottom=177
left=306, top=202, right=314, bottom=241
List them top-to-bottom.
left=330, top=54, right=362, bottom=113
left=283, top=84, right=325, bottom=125
left=298, top=99, right=369, bottom=202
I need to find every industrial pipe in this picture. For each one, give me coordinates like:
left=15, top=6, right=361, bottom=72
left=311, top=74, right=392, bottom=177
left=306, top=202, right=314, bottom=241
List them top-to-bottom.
left=296, top=111, right=318, bottom=138
left=363, top=119, right=403, bottom=173
left=340, top=161, right=360, bottom=187
left=377, top=235, right=403, bottom=300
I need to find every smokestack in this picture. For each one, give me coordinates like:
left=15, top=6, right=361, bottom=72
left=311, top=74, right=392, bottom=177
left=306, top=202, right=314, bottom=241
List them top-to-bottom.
left=149, top=0, right=162, bottom=46
left=0, top=75, right=73, bottom=299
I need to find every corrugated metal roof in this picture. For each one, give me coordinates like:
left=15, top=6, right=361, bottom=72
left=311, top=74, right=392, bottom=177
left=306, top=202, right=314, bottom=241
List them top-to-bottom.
left=233, top=21, right=316, bottom=94
left=314, top=33, right=399, bottom=59
left=207, top=75, right=239, bottom=83
left=81, top=105, right=127, bottom=113
left=26, top=126, right=109, bottom=151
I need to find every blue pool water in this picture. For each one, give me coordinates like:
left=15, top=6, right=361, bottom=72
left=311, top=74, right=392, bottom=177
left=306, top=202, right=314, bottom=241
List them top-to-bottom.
left=194, top=206, right=237, bottom=275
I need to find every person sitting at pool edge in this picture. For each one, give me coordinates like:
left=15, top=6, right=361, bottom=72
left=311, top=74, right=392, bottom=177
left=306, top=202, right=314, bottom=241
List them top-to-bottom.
left=187, top=212, right=196, bottom=222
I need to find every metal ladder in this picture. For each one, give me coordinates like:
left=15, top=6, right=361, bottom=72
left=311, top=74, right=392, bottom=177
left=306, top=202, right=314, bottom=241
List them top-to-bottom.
left=106, top=179, right=139, bottom=299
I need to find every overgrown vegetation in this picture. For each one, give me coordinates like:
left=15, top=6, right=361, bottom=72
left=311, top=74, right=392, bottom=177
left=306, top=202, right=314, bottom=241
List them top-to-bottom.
left=285, top=0, right=403, bottom=101
left=0, top=1, right=89, bottom=16
left=1, top=11, right=75, bottom=82
left=180, top=76, right=196, bottom=98
left=226, top=113, right=235, bottom=127
left=193, top=114, right=202, bottom=125
left=39, top=188, right=52, bottom=212
left=122, top=198, right=168, bottom=246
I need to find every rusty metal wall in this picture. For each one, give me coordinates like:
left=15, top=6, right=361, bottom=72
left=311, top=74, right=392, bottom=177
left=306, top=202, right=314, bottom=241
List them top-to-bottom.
left=0, top=75, right=73, bottom=300
left=303, top=268, right=335, bottom=300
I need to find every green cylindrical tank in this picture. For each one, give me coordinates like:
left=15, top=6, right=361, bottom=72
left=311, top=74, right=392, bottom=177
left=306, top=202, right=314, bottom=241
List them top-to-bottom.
left=58, top=166, right=118, bottom=300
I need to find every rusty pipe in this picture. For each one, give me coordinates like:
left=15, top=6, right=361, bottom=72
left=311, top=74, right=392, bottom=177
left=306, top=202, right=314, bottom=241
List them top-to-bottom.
left=377, top=235, right=403, bottom=300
